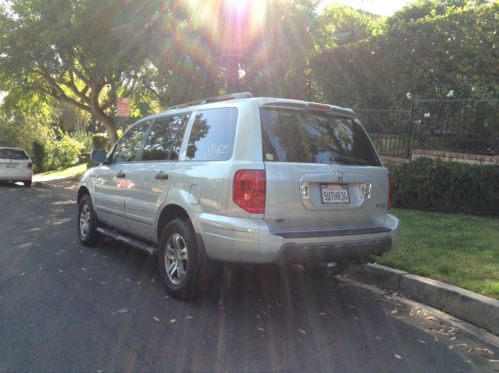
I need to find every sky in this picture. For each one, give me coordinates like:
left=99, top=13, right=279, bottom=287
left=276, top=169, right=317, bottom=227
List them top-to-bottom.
left=319, top=0, right=416, bottom=16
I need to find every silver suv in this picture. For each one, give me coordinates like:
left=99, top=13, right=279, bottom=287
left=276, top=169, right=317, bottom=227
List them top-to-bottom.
left=77, top=93, right=399, bottom=299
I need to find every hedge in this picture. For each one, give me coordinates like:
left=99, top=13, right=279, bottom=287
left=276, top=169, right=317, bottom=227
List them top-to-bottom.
left=389, top=157, right=499, bottom=217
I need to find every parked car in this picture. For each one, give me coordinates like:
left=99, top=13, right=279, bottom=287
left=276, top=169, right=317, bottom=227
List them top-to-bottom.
left=77, top=93, right=399, bottom=299
left=0, top=147, right=33, bottom=187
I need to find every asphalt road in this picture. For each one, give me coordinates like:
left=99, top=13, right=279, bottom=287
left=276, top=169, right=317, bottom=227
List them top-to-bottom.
left=1, top=182, right=498, bottom=373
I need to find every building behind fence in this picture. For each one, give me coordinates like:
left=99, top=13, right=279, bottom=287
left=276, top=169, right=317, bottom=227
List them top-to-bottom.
left=357, top=99, right=498, bottom=163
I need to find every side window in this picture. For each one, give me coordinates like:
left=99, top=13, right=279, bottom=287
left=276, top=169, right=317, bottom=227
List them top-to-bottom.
left=186, top=108, right=238, bottom=161
left=142, top=114, right=189, bottom=161
left=112, top=121, right=151, bottom=163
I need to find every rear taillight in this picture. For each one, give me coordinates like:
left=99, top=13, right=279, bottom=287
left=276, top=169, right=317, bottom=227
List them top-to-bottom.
left=27, top=162, right=32, bottom=169
left=233, top=170, right=266, bottom=214
left=387, top=174, right=393, bottom=210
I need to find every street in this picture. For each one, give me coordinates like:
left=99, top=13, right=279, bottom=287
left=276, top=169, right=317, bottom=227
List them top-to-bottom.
left=0, top=182, right=498, bottom=372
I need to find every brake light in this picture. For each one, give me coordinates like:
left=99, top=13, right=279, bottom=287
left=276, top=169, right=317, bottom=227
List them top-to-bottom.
left=27, top=162, right=32, bottom=169
left=233, top=170, right=266, bottom=214
left=387, top=174, right=393, bottom=210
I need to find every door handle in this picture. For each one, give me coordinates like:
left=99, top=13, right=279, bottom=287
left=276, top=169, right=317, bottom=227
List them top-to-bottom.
left=116, top=171, right=126, bottom=179
left=155, top=172, right=169, bottom=180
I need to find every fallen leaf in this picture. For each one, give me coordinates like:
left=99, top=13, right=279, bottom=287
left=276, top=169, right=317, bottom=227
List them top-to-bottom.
left=81, top=267, right=87, bottom=271
left=58, top=269, right=64, bottom=273
left=18, top=272, right=25, bottom=277
left=116, top=308, right=128, bottom=314
left=391, top=309, right=398, bottom=315
left=319, top=312, right=326, bottom=316
left=153, top=316, right=160, bottom=322
left=185, top=316, right=193, bottom=320
left=426, top=316, right=437, bottom=321
left=169, top=319, right=176, bottom=324
left=256, top=327, right=265, bottom=332
left=298, top=328, right=306, bottom=335
left=376, top=336, right=382, bottom=340
left=434, top=336, right=439, bottom=342
left=449, top=336, right=456, bottom=341
left=417, top=339, right=427, bottom=344
left=449, top=344, right=467, bottom=350
left=469, top=348, right=495, bottom=359
left=394, top=354, right=402, bottom=360
left=489, top=359, right=499, bottom=363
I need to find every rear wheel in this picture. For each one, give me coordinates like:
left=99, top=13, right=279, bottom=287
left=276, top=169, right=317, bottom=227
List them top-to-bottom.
left=23, top=179, right=32, bottom=187
left=77, top=194, right=99, bottom=246
left=158, top=218, right=200, bottom=300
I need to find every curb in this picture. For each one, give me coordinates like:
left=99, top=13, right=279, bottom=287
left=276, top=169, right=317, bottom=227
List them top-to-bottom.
left=347, top=263, right=499, bottom=336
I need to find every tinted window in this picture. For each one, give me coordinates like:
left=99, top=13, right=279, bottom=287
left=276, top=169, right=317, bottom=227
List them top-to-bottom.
left=186, top=108, right=238, bottom=161
left=260, top=108, right=380, bottom=166
left=142, top=114, right=189, bottom=161
left=112, top=121, right=151, bottom=163
left=0, top=149, right=29, bottom=160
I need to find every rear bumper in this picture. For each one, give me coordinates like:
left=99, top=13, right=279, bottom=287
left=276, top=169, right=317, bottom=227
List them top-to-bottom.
left=0, top=171, right=32, bottom=181
left=196, top=213, right=399, bottom=264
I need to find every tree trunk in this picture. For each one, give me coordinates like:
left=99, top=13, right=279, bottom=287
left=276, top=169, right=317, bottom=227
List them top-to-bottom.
left=99, top=115, right=118, bottom=144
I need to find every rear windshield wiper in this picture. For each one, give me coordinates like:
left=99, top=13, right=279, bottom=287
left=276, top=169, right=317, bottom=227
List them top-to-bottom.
left=329, top=154, right=371, bottom=165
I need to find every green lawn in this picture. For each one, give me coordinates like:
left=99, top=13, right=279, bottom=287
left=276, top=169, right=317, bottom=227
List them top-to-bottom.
left=37, top=163, right=87, bottom=181
left=377, top=209, right=499, bottom=299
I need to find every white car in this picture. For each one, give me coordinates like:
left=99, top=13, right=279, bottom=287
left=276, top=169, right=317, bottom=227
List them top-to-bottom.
left=0, top=147, right=33, bottom=186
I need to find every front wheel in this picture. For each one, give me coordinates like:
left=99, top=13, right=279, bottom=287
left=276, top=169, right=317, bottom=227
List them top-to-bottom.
left=77, top=194, right=99, bottom=246
left=158, top=219, right=200, bottom=300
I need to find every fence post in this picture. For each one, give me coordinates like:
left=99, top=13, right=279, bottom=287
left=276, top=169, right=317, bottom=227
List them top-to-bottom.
left=406, top=99, right=415, bottom=159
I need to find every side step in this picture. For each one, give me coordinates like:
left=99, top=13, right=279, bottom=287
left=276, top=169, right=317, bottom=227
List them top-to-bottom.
left=97, top=227, right=157, bottom=255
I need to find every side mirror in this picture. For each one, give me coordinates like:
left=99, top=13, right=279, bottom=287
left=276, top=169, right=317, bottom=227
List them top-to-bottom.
left=91, top=149, right=107, bottom=163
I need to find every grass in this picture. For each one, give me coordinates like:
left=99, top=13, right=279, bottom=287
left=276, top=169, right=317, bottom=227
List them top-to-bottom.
left=37, top=163, right=87, bottom=181
left=377, top=209, right=499, bottom=299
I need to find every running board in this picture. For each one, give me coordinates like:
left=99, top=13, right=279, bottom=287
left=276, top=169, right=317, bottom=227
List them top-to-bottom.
left=96, top=227, right=157, bottom=255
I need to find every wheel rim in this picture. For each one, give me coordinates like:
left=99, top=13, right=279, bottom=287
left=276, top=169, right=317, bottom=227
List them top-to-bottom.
left=79, top=204, right=91, bottom=239
left=164, top=233, right=189, bottom=286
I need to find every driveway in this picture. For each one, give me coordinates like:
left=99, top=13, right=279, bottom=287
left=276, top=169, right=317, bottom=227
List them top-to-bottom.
left=0, top=181, right=498, bottom=372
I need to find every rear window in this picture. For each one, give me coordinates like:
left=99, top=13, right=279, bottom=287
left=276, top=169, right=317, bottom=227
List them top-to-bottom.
left=186, top=108, right=238, bottom=161
left=260, top=108, right=381, bottom=166
left=0, top=149, right=29, bottom=160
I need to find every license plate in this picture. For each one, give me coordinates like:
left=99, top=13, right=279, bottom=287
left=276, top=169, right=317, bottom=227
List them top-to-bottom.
left=5, top=164, right=16, bottom=168
left=321, top=184, right=349, bottom=204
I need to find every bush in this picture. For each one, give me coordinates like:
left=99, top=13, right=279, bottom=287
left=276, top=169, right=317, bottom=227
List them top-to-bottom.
left=91, top=133, right=110, bottom=151
left=45, top=134, right=84, bottom=171
left=390, top=157, right=499, bottom=216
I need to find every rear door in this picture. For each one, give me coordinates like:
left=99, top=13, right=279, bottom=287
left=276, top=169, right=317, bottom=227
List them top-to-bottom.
left=260, top=105, right=389, bottom=235
left=124, top=113, right=190, bottom=241
left=0, top=148, right=31, bottom=180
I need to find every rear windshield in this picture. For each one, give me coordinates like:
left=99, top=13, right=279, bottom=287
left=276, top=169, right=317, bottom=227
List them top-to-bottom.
left=260, top=108, right=381, bottom=166
left=0, top=149, right=29, bottom=160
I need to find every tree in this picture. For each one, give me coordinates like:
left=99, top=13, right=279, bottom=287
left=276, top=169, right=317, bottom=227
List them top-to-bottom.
left=0, top=0, right=170, bottom=143
left=311, top=1, right=498, bottom=108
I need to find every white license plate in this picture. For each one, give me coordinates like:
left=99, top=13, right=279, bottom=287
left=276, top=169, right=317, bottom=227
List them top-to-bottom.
left=5, top=164, right=16, bottom=168
left=321, top=184, right=349, bottom=204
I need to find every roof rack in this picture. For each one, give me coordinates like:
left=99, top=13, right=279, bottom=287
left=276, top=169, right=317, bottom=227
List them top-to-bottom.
left=167, top=92, right=253, bottom=110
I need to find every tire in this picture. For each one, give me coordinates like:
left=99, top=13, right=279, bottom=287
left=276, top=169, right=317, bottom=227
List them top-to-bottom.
left=23, top=179, right=32, bottom=187
left=77, top=194, right=99, bottom=246
left=158, top=218, right=200, bottom=300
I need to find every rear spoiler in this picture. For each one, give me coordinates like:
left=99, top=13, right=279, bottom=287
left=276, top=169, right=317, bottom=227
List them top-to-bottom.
left=260, top=101, right=356, bottom=118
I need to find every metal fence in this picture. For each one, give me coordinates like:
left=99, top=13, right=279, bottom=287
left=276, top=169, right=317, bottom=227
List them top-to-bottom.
left=357, top=99, right=499, bottom=158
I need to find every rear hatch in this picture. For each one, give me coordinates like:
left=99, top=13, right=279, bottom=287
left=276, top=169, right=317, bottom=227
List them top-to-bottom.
left=260, top=102, right=389, bottom=236
left=0, top=148, right=31, bottom=172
